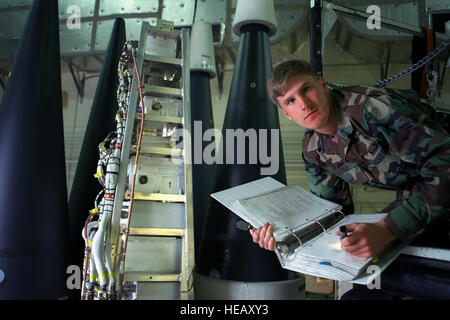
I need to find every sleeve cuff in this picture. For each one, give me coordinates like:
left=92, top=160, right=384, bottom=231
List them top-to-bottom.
left=384, top=211, right=422, bottom=242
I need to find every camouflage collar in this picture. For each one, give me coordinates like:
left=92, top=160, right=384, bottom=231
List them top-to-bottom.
left=331, top=90, right=353, bottom=140
left=306, top=130, right=320, bottom=152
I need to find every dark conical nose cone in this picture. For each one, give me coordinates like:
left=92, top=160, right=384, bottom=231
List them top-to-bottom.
left=0, top=0, right=70, bottom=299
left=68, top=18, right=126, bottom=270
left=197, top=25, right=289, bottom=282
left=190, top=71, right=216, bottom=265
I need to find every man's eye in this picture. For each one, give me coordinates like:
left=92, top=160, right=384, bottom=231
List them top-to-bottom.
left=302, top=86, right=310, bottom=93
left=287, top=98, right=295, bottom=105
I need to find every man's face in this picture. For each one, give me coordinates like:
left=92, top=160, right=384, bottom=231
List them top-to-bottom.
left=276, top=74, right=335, bottom=134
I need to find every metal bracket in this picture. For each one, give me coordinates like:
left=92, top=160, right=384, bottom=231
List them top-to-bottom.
left=310, top=0, right=323, bottom=76
left=379, top=43, right=391, bottom=81
left=215, top=48, right=224, bottom=100
left=438, top=49, right=450, bottom=97
left=64, top=58, right=87, bottom=104
left=0, top=67, right=10, bottom=91
left=426, top=70, right=439, bottom=108
left=0, top=75, right=5, bottom=91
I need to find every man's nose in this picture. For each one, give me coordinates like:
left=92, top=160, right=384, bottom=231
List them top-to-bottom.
left=299, top=96, right=311, bottom=110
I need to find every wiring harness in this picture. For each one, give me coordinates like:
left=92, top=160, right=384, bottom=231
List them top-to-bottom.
left=81, top=41, right=138, bottom=300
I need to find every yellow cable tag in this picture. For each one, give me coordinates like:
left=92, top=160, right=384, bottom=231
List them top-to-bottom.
left=94, top=172, right=103, bottom=178
left=89, top=208, right=99, bottom=214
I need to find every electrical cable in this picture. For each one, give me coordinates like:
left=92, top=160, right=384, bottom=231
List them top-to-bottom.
left=81, top=40, right=138, bottom=300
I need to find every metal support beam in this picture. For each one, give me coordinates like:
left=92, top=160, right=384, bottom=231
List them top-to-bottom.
left=310, top=0, right=323, bottom=76
left=380, top=43, right=391, bottom=81
left=215, top=48, right=224, bottom=100
left=438, top=49, right=450, bottom=96
left=66, top=58, right=87, bottom=103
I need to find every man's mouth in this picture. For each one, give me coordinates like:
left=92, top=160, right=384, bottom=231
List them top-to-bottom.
left=304, top=110, right=317, bottom=120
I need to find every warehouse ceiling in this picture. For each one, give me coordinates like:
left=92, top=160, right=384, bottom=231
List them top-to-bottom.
left=0, top=0, right=449, bottom=76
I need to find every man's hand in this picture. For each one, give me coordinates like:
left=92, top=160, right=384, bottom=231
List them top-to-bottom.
left=336, top=220, right=396, bottom=258
left=249, top=222, right=275, bottom=251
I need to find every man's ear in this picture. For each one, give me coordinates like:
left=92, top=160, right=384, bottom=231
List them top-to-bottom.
left=318, top=76, right=332, bottom=104
left=318, top=77, right=328, bottom=90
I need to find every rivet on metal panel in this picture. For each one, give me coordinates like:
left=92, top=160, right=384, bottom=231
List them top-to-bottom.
left=152, top=102, right=162, bottom=111
left=139, top=175, right=148, bottom=185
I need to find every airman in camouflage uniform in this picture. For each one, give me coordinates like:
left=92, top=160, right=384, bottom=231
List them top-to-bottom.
left=250, top=59, right=450, bottom=260
left=302, top=85, right=450, bottom=245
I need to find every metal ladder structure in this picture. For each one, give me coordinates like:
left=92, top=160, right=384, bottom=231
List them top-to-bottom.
left=110, top=20, right=194, bottom=300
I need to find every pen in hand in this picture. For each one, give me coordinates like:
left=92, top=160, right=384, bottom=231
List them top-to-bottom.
left=339, top=225, right=348, bottom=240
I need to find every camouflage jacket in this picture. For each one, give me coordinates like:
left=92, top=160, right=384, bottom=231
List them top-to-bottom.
left=302, top=86, right=450, bottom=242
